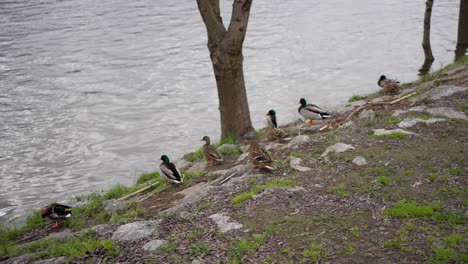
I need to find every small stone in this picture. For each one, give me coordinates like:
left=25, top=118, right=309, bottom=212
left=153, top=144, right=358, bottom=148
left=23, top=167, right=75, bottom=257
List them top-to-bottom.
left=358, top=109, right=375, bottom=120
left=398, top=118, right=445, bottom=128
left=373, top=128, right=415, bottom=136
left=242, top=131, right=258, bottom=140
left=288, top=135, right=310, bottom=149
left=320, top=143, right=354, bottom=157
left=217, top=144, right=240, bottom=152
left=236, top=152, right=249, bottom=163
left=290, top=156, right=311, bottom=172
left=352, top=156, right=368, bottom=166
left=314, top=184, right=323, bottom=188
left=102, top=199, right=128, bottom=214
left=209, top=213, right=243, bottom=233
left=112, top=220, right=160, bottom=242
left=82, top=224, right=113, bottom=238
left=45, top=230, right=74, bottom=243
left=143, top=239, right=166, bottom=251
left=7, top=253, right=34, bottom=264
left=33, top=257, right=67, bottom=264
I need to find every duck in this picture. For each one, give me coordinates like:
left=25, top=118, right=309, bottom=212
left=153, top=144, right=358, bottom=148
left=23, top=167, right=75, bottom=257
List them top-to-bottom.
left=378, top=75, right=400, bottom=95
left=298, top=98, right=331, bottom=125
left=266, top=109, right=290, bottom=140
left=201, top=136, right=223, bottom=165
left=248, top=142, right=276, bottom=170
left=159, top=155, right=183, bottom=184
left=41, top=203, right=72, bottom=228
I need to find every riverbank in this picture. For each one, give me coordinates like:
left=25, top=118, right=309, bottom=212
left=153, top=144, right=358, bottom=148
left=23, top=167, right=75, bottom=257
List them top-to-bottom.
left=1, top=56, right=467, bottom=263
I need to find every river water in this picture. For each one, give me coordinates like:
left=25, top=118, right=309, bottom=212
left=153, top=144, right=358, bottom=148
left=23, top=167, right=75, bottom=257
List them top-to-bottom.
left=0, top=0, right=460, bottom=222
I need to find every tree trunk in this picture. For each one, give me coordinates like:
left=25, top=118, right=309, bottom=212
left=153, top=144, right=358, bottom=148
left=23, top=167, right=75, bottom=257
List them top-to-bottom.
left=197, top=0, right=254, bottom=140
left=422, top=0, right=435, bottom=62
left=455, top=0, right=468, bottom=60
left=212, top=51, right=253, bottom=139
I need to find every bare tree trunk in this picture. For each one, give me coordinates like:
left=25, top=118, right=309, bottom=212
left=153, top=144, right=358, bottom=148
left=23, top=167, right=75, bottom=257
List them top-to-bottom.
left=197, top=0, right=254, bottom=140
left=423, top=0, right=435, bottom=62
left=455, top=0, right=468, bottom=60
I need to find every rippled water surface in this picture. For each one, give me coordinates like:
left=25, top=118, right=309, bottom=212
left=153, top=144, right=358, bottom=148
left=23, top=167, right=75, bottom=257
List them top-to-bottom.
left=0, top=0, right=460, bottom=221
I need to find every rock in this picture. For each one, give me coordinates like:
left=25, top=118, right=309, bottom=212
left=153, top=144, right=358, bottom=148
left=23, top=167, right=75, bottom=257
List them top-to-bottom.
left=416, top=85, right=467, bottom=100
left=405, top=106, right=467, bottom=120
left=358, top=109, right=375, bottom=120
left=392, top=109, right=407, bottom=117
left=397, top=118, right=445, bottom=128
left=340, top=120, right=354, bottom=128
left=373, top=128, right=416, bottom=136
left=242, top=131, right=258, bottom=140
left=288, top=135, right=310, bottom=149
left=265, top=143, right=281, bottom=152
left=320, top=143, right=354, bottom=157
left=217, top=144, right=240, bottom=153
left=236, top=152, right=249, bottom=163
left=290, top=156, right=311, bottom=172
left=352, top=156, right=368, bottom=166
left=176, top=159, right=192, bottom=170
left=187, top=162, right=206, bottom=172
left=164, top=183, right=213, bottom=213
left=253, top=186, right=306, bottom=200
left=102, top=199, right=128, bottom=214
left=209, top=213, right=243, bottom=233
left=111, top=220, right=160, bottom=242
left=81, top=224, right=113, bottom=238
left=45, top=230, right=74, bottom=243
left=143, top=239, right=166, bottom=251
left=5, top=253, right=34, bottom=264
left=33, top=257, right=66, bottom=264
left=192, top=260, right=204, bottom=264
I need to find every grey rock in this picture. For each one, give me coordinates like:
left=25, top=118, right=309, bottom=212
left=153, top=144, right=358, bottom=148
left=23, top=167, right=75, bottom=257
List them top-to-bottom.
left=417, top=85, right=467, bottom=100
left=406, top=106, right=467, bottom=120
left=358, top=109, right=375, bottom=120
left=392, top=109, right=407, bottom=117
left=398, top=118, right=445, bottom=128
left=340, top=120, right=354, bottom=128
left=373, top=128, right=416, bottom=136
left=242, top=131, right=258, bottom=140
left=288, top=135, right=310, bottom=149
left=320, top=143, right=354, bottom=157
left=217, top=144, right=240, bottom=152
left=236, top=152, right=249, bottom=163
left=290, top=156, right=311, bottom=172
left=352, top=156, right=368, bottom=166
left=187, top=162, right=206, bottom=172
left=164, top=182, right=213, bottom=213
left=253, top=186, right=306, bottom=200
left=102, top=199, right=128, bottom=214
left=209, top=213, right=243, bottom=233
left=112, top=220, right=160, bottom=242
left=81, top=224, right=113, bottom=238
left=46, top=230, right=74, bottom=243
left=142, top=239, right=166, bottom=251
left=5, top=253, right=34, bottom=264
left=33, top=257, right=66, bottom=264
left=192, top=260, right=205, bottom=264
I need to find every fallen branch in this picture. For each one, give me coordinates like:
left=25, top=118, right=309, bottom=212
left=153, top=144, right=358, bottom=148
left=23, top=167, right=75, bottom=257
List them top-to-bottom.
left=390, top=92, right=417, bottom=105
left=344, top=105, right=366, bottom=122
left=117, top=182, right=159, bottom=201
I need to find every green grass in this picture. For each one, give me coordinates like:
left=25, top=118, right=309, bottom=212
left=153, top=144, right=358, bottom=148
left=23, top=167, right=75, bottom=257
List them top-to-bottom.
left=348, top=95, right=364, bottom=102
left=459, top=101, right=468, bottom=113
left=383, top=117, right=401, bottom=125
left=372, top=132, right=408, bottom=139
left=215, top=133, right=239, bottom=147
left=184, top=148, right=204, bottom=162
left=290, top=151, right=303, bottom=158
left=447, top=167, right=464, bottom=176
left=136, top=171, right=160, bottom=185
left=378, top=176, right=391, bottom=185
left=231, top=180, right=298, bottom=205
left=326, top=184, right=349, bottom=198
left=384, top=200, right=441, bottom=218
left=350, top=226, right=360, bottom=238
left=7, top=231, right=118, bottom=261
left=229, top=232, right=268, bottom=263
left=444, top=234, right=463, bottom=246
left=158, top=240, right=178, bottom=253
left=188, top=242, right=211, bottom=258
left=301, top=244, right=328, bottom=263
left=429, top=247, right=468, bottom=263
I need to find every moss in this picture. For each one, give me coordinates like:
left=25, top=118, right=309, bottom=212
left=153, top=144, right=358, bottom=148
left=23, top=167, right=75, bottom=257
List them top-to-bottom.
left=348, top=95, right=364, bottom=102
left=383, top=117, right=401, bottom=125
left=372, top=132, right=408, bottom=139
left=232, top=180, right=298, bottom=205
left=384, top=200, right=441, bottom=218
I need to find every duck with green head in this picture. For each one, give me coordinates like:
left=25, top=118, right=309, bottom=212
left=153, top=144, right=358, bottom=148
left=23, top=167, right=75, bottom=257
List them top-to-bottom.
left=378, top=75, right=400, bottom=95
left=298, top=98, right=331, bottom=125
left=266, top=109, right=290, bottom=140
left=201, top=136, right=223, bottom=166
left=159, top=155, right=183, bottom=184
left=41, top=203, right=72, bottom=228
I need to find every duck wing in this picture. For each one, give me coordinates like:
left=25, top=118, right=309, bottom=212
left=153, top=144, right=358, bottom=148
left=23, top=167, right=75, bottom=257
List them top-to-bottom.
left=305, top=104, right=328, bottom=115
left=206, top=145, right=223, bottom=161
left=160, top=163, right=183, bottom=183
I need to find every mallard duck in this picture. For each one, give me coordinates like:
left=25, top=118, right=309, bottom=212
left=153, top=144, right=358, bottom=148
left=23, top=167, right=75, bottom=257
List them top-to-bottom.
left=378, top=75, right=400, bottom=95
left=298, top=98, right=331, bottom=125
left=266, top=110, right=290, bottom=140
left=201, top=136, right=223, bottom=165
left=248, top=142, right=276, bottom=170
left=159, top=155, right=183, bottom=184
left=41, top=203, right=72, bottom=228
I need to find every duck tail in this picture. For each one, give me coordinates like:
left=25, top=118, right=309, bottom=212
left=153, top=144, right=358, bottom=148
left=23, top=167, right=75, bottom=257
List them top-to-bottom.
left=321, top=113, right=331, bottom=119
left=264, top=164, right=277, bottom=171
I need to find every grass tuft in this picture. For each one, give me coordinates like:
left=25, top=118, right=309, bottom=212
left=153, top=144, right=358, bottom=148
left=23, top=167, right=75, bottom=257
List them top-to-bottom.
left=348, top=95, right=364, bottom=102
left=372, top=132, right=408, bottom=139
left=231, top=180, right=297, bottom=205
